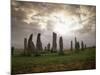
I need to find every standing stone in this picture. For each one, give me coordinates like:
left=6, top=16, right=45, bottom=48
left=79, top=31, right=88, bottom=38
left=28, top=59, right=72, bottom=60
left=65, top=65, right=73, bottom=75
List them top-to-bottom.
left=52, top=32, right=57, bottom=52
left=36, top=33, right=43, bottom=55
left=28, top=34, right=35, bottom=56
left=59, top=36, right=64, bottom=55
left=75, top=37, right=77, bottom=50
left=75, top=37, right=80, bottom=52
left=24, top=38, right=27, bottom=55
left=70, top=40, right=73, bottom=51
left=77, top=41, right=80, bottom=50
left=81, top=41, right=84, bottom=50
left=47, top=43, right=50, bottom=51
left=11, top=46, right=14, bottom=56
left=45, top=46, right=47, bottom=51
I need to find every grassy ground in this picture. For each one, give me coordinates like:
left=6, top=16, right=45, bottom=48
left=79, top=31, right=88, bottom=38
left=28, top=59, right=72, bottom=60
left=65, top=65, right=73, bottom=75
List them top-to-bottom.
left=11, top=48, right=96, bottom=74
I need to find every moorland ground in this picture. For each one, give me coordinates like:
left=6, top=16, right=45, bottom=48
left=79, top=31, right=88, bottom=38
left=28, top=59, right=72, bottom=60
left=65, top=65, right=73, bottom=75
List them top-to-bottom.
left=12, top=48, right=96, bottom=74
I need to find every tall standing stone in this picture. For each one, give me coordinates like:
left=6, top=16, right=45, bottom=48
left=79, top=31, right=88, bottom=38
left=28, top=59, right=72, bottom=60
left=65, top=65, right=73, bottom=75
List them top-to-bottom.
left=52, top=32, right=57, bottom=52
left=36, top=33, right=43, bottom=55
left=28, top=34, right=35, bottom=56
left=59, top=36, right=64, bottom=55
left=75, top=37, right=77, bottom=50
left=75, top=37, right=80, bottom=52
left=24, top=38, right=27, bottom=55
left=70, top=40, right=73, bottom=51
left=77, top=41, right=80, bottom=50
left=81, top=41, right=84, bottom=50
left=47, top=43, right=50, bottom=51
left=11, top=46, right=14, bottom=56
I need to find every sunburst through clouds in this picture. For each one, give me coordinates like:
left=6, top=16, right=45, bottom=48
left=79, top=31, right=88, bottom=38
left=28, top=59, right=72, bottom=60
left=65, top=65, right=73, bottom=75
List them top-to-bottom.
left=11, top=0, right=96, bottom=49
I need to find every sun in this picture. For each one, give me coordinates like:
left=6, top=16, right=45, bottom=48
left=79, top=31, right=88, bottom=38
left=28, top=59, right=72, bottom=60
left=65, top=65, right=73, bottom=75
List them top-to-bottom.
left=51, top=12, right=71, bottom=36
left=54, top=22, right=69, bottom=35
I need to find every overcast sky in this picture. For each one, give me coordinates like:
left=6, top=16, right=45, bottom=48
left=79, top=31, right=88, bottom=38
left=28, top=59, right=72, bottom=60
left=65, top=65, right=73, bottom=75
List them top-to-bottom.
left=11, top=0, right=96, bottom=49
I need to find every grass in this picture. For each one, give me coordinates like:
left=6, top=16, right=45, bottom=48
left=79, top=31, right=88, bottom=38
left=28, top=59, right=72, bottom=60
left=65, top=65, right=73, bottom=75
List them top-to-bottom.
left=11, top=48, right=96, bottom=74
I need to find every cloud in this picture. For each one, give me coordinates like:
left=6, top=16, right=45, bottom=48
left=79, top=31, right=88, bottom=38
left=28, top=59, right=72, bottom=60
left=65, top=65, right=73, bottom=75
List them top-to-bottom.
left=11, top=0, right=96, bottom=49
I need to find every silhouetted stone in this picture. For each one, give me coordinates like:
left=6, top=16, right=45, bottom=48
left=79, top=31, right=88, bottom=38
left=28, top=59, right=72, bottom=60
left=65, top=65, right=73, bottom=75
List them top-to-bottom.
left=52, top=32, right=57, bottom=52
left=36, top=33, right=43, bottom=55
left=28, top=34, right=35, bottom=56
left=59, top=36, right=64, bottom=55
left=75, top=37, right=77, bottom=50
left=75, top=37, right=80, bottom=52
left=24, top=38, right=27, bottom=55
left=70, top=40, right=73, bottom=51
left=77, top=41, right=80, bottom=50
left=81, top=41, right=84, bottom=50
left=47, top=43, right=50, bottom=51
left=11, top=46, right=14, bottom=56
left=45, top=46, right=47, bottom=51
